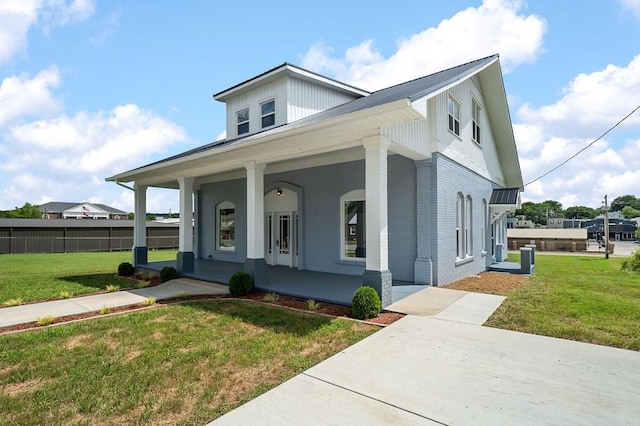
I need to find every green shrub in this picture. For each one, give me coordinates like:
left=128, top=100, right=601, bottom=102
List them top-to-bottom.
left=621, top=249, right=640, bottom=272
left=118, top=262, right=135, bottom=277
left=160, top=266, right=178, bottom=282
left=229, top=272, right=253, bottom=297
left=351, top=286, right=382, bottom=320
left=307, top=299, right=321, bottom=311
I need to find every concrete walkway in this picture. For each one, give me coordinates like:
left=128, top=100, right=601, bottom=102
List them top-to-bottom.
left=0, top=278, right=228, bottom=328
left=213, top=286, right=640, bottom=425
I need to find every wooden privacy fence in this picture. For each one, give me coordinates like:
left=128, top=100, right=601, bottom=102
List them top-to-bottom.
left=0, top=220, right=179, bottom=254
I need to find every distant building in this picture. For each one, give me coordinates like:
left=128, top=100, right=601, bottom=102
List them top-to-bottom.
left=40, top=202, right=127, bottom=220
left=546, top=216, right=564, bottom=229
left=582, top=218, right=637, bottom=241
left=507, top=228, right=588, bottom=252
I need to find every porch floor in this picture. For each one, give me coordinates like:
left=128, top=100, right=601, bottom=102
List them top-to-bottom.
left=140, top=259, right=426, bottom=306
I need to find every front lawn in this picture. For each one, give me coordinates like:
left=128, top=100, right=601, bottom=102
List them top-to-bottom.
left=0, top=251, right=176, bottom=304
left=486, top=254, right=640, bottom=350
left=0, top=300, right=377, bottom=424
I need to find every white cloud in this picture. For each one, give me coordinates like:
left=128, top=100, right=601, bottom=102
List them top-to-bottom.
left=0, top=0, right=95, bottom=65
left=301, top=0, right=547, bottom=90
left=618, top=0, right=640, bottom=19
left=517, top=55, right=640, bottom=207
left=518, top=55, right=640, bottom=138
left=0, top=66, right=62, bottom=126
left=1, top=100, right=189, bottom=210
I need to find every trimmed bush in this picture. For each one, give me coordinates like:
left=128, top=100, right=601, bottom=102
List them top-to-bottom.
left=621, top=249, right=640, bottom=273
left=117, top=262, right=135, bottom=277
left=160, top=266, right=178, bottom=282
left=229, top=272, right=253, bottom=297
left=351, top=286, right=382, bottom=320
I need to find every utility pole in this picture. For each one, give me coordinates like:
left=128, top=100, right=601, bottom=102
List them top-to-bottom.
left=603, top=195, right=610, bottom=259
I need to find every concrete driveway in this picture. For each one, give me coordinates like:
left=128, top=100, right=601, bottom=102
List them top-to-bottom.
left=214, top=315, right=640, bottom=425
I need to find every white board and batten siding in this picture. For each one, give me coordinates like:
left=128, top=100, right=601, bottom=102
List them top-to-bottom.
left=224, top=76, right=360, bottom=139
left=430, top=76, right=507, bottom=187
left=286, top=77, right=359, bottom=123
left=381, top=119, right=431, bottom=159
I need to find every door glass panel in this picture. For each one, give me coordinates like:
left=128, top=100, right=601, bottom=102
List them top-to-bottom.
left=279, top=215, right=290, bottom=255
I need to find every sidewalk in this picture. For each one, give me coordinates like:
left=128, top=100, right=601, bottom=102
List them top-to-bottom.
left=0, top=278, right=229, bottom=328
left=213, top=287, right=640, bottom=425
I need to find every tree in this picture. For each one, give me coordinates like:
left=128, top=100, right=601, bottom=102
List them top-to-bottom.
left=610, top=195, right=640, bottom=212
left=519, top=200, right=563, bottom=225
left=0, top=203, right=43, bottom=218
left=564, top=206, right=596, bottom=219
left=622, top=206, right=640, bottom=219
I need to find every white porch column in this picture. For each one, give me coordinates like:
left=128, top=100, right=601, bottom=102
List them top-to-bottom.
left=362, top=135, right=392, bottom=307
left=244, top=161, right=267, bottom=284
left=177, top=176, right=195, bottom=273
left=133, top=183, right=148, bottom=266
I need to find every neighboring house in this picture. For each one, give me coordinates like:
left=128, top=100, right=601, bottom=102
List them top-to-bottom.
left=107, top=54, right=523, bottom=306
left=40, top=202, right=127, bottom=220
left=507, top=228, right=588, bottom=252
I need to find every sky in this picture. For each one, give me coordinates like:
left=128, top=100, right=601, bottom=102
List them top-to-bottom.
left=1, top=0, right=640, bottom=213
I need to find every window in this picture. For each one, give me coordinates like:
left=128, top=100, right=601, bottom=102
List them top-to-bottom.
left=448, top=95, right=460, bottom=136
left=260, top=99, right=275, bottom=128
left=472, top=99, right=481, bottom=144
left=237, top=108, right=249, bottom=135
left=340, top=190, right=366, bottom=260
left=456, top=193, right=463, bottom=259
left=466, top=195, right=473, bottom=256
left=481, top=199, right=487, bottom=253
left=216, top=201, right=235, bottom=251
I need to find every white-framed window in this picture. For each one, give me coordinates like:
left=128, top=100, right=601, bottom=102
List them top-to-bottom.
left=448, top=95, right=460, bottom=136
left=472, top=98, right=481, bottom=144
left=260, top=99, right=275, bottom=128
left=236, top=108, right=249, bottom=135
left=340, top=189, right=366, bottom=260
left=456, top=193, right=463, bottom=259
left=466, top=195, right=473, bottom=256
left=481, top=199, right=487, bottom=253
left=216, top=201, right=235, bottom=251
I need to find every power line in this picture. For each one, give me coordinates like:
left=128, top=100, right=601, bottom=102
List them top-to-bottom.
left=523, top=104, right=640, bottom=187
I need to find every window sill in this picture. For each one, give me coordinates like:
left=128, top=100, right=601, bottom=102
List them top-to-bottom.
left=448, top=129, right=462, bottom=140
left=214, top=249, right=237, bottom=255
left=455, top=256, right=474, bottom=267
left=337, top=258, right=366, bottom=266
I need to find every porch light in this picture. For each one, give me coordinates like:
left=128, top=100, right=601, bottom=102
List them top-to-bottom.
left=276, top=188, right=283, bottom=196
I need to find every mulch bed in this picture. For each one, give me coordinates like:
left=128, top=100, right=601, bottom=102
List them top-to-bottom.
left=0, top=290, right=404, bottom=335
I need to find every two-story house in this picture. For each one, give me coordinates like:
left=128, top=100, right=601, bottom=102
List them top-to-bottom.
left=107, top=54, right=523, bottom=307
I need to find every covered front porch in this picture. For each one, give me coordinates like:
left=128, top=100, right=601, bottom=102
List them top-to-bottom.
left=139, top=259, right=426, bottom=306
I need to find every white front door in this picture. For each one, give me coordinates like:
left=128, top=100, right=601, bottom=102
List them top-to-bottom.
left=264, top=187, right=298, bottom=267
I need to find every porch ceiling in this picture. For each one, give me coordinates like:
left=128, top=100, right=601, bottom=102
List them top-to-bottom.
left=108, top=99, right=425, bottom=189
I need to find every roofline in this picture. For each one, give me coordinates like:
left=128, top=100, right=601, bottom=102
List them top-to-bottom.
left=213, top=63, right=370, bottom=101
left=106, top=98, right=413, bottom=183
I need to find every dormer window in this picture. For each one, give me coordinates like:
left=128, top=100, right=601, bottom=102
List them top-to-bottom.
left=261, top=99, right=275, bottom=128
left=237, top=108, right=249, bottom=135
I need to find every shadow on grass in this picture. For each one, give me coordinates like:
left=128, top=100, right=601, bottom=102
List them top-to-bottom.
left=58, top=273, right=130, bottom=291
left=179, top=299, right=333, bottom=337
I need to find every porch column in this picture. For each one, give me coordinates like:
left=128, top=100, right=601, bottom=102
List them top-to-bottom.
left=362, top=135, right=392, bottom=307
left=414, top=159, right=432, bottom=284
left=244, top=161, right=267, bottom=285
left=177, top=176, right=195, bottom=273
left=133, top=183, right=148, bottom=266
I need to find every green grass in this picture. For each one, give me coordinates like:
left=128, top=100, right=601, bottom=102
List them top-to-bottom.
left=0, top=251, right=176, bottom=303
left=487, top=254, right=640, bottom=350
left=0, top=300, right=377, bottom=424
